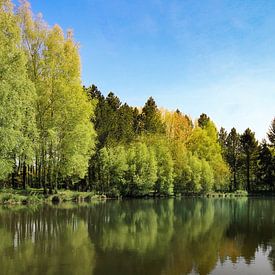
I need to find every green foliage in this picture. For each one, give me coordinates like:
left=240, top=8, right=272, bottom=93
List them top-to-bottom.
left=0, top=0, right=37, bottom=180
left=0, top=1, right=274, bottom=197
left=85, top=86, right=136, bottom=146
left=140, top=97, right=165, bottom=134
left=198, top=113, right=210, bottom=129
left=267, top=117, right=275, bottom=146
left=187, top=120, right=229, bottom=191
left=225, top=128, right=242, bottom=190
left=240, top=128, right=258, bottom=191
left=152, top=139, right=174, bottom=195
left=256, top=141, right=274, bottom=190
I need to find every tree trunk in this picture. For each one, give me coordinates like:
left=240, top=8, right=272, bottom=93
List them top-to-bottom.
left=246, top=153, right=250, bottom=192
left=22, top=160, right=27, bottom=190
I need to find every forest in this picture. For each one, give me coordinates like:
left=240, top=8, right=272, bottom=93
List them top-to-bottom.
left=0, top=0, right=275, bottom=197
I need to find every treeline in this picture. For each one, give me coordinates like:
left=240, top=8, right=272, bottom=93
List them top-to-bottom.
left=0, top=1, right=274, bottom=196
left=84, top=86, right=230, bottom=196
left=85, top=86, right=275, bottom=196
left=219, top=124, right=275, bottom=192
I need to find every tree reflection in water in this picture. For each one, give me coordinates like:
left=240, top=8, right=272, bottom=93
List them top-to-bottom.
left=0, top=198, right=274, bottom=275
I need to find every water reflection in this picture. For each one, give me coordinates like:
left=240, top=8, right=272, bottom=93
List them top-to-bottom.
left=0, top=198, right=274, bottom=275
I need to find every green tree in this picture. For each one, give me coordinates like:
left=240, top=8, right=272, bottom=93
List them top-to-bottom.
left=0, top=0, right=37, bottom=184
left=18, top=2, right=96, bottom=191
left=140, top=97, right=165, bottom=134
left=116, top=103, right=135, bottom=143
left=198, top=113, right=210, bottom=129
left=267, top=117, right=275, bottom=146
left=218, top=127, right=228, bottom=157
left=225, top=128, right=242, bottom=191
left=240, top=128, right=258, bottom=192
left=153, top=141, right=174, bottom=195
left=256, top=141, right=274, bottom=190
left=125, top=142, right=157, bottom=196
left=108, top=146, right=128, bottom=195
left=94, top=147, right=110, bottom=193
left=188, top=154, right=202, bottom=192
left=200, top=159, right=214, bottom=192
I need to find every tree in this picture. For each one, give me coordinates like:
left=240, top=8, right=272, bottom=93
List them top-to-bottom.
left=0, top=0, right=37, bottom=184
left=18, top=2, right=96, bottom=191
left=140, top=97, right=165, bottom=134
left=116, top=104, right=135, bottom=143
left=162, top=109, right=192, bottom=143
left=198, top=113, right=210, bottom=129
left=267, top=117, right=275, bottom=146
left=187, top=120, right=229, bottom=191
left=218, top=127, right=228, bottom=156
left=225, top=128, right=241, bottom=191
left=240, top=129, right=258, bottom=192
left=153, top=141, right=174, bottom=195
left=256, top=141, right=274, bottom=190
left=125, top=142, right=157, bottom=196
left=108, top=146, right=128, bottom=195
left=94, top=147, right=110, bottom=193
left=188, top=154, right=202, bottom=192
left=200, top=159, right=214, bottom=192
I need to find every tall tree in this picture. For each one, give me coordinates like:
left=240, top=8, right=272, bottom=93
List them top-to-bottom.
left=0, top=0, right=37, bottom=184
left=18, top=2, right=96, bottom=191
left=140, top=97, right=165, bottom=134
left=116, top=103, right=135, bottom=143
left=267, top=117, right=275, bottom=146
left=218, top=127, right=228, bottom=156
left=225, top=128, right=241, bottom=191
left=240, top=128, right=258, bottom=192
left=256, top=141, right=274, bottom=190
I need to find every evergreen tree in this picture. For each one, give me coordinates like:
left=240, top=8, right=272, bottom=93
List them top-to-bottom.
left=140, top=97, right=165, bottom=134
left=116, top=103, right=135, bottom=143
left=198, top=113, right=210, bottom=129
left=267, top=117, right=275, bottom=146
left=218, top=127, right=228, bottom=156
left=225, top=128, right=241, bottom=191
left=240, top=128, right=258, bottom=192
left=256, top=141, right=274, bottom=190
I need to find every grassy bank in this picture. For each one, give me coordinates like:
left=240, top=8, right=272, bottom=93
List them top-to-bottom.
left=0, top=188, right=106, bottom=205
left=0, top=188, right=251, bottom=206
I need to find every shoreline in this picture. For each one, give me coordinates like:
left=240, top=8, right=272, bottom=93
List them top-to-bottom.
left=1, top=189, right=274, bottom=206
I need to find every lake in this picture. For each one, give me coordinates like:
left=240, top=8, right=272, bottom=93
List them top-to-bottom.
left=0, top=198, right=274, bottom=275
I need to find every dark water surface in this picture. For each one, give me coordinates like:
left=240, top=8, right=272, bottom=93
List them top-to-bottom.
left=0, top=198, right=274, bottom=275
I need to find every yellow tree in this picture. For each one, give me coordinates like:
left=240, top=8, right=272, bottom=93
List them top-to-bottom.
left=161, top=109, right=192, bottom=143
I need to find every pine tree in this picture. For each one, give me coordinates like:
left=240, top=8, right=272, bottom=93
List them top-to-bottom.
left=140, top=97, right=165, bottom=134
left=198, top=113, right=210, bottom=129
left=267, top=117, right=275, bottom=146
left=225, top=128, right=241, bottom=191
left=240, top=128, right=258, bottom=192
left=257, top=141, right=274, bottom=190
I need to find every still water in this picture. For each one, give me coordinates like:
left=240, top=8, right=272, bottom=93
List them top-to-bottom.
left=0, top=198, right=274, bottom=275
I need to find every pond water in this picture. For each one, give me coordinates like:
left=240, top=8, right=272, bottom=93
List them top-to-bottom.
left=0, top=198, right=274, bottom=275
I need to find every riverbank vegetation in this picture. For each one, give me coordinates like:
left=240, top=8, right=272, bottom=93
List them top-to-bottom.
left=0, top=0, right=274, bottom=200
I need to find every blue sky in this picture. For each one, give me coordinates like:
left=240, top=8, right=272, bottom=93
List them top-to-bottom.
left=26, top=0, right=274, bottom=139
